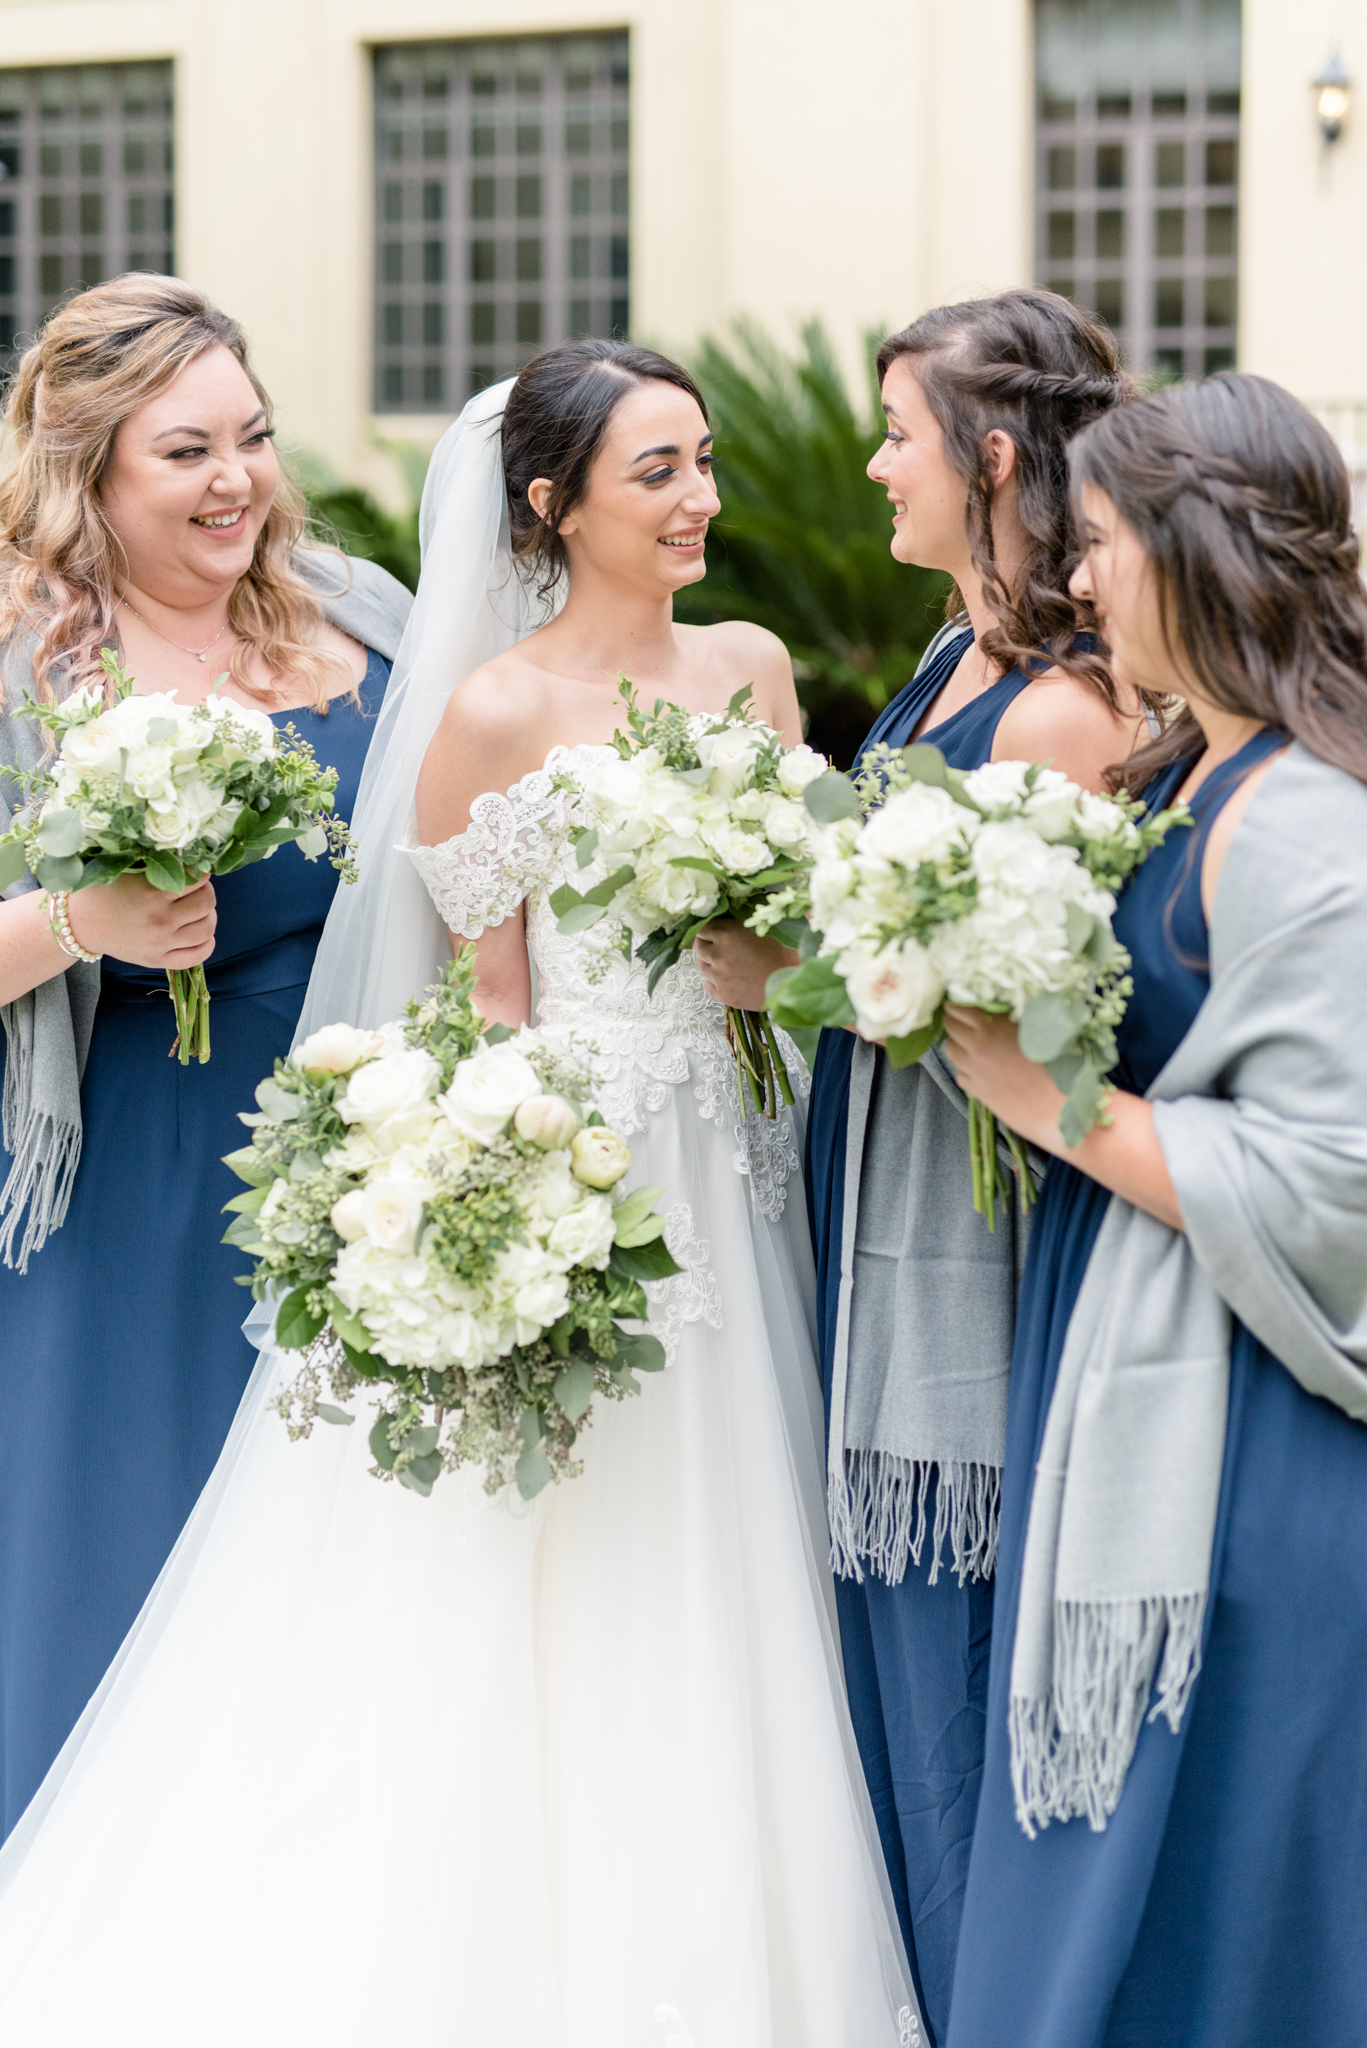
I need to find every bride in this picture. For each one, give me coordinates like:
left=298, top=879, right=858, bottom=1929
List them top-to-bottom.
left=0, top=344, right=916, bottom=2046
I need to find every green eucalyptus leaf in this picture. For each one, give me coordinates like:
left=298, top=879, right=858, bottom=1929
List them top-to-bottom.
left=145, top=716, right=180, bottom=743
left=898, top=742, right=951, bottom=788
left=802, top=771, right=862, bottom=823
left=36, top=809, right=85, bottom=858
left=574, top=829, right=599, bottom=868
left=0, top=839, right=30, bottom=892
left=35, top=853, right=84, bottom=893
left=583, top=865, right=635, bottom=908
left=557, top=901, right=609, bottom=935
left=1064, top=902, right=1097, bottom=956
left=767, top=955, right=855, bottom=1031
left=1018, top=992, right=1089, bottom=1065
left=884, top=1019, right=940, bottom=1068
left=482, top=1020, right=514, bottom=1045
left=1058, top=1063, right=1107, bottom=1148
left=255, top=1078, right=302, bottom=1123
left=221, top=1143, right=272, bottom=1187
left=222, top=1182, right=271, bottom=1216
left=609, top=1185, right=664, bottom=1237
left=612, top=1211, right=665, bottom=1249
left=610, top=1236, right=684, bottom=1283
left=275, top=1287, right=327, bottom=1352
left=325, top=1293, right=371, bottom=1351
left=612, top=1329, right=667, bottom=1374
left=553, top=1358, right=595, bottom=1424
left=315, top=1404, right=355, bottom=1427
left=369, top=1412, right=399, bottom=1471
left=515, top=1439, right=554, bottom=1499
left=399, top=1451, right=441, bottom=1495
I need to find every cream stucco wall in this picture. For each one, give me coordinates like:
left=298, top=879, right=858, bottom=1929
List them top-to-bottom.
left=0, top=0, right=1361, bottom=492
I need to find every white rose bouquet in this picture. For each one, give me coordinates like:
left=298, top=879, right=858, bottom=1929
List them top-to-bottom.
left=0, top=651, right=354, bottom=1063
left=550, top=676, right=828, bottom=1117
left=770, top=742, right=1189, bottom=1223
left=222, top=948, right=682, bottom=1499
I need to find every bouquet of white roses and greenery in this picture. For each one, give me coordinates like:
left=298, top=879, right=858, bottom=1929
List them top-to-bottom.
left=0, top=650, right=354, bottom=1063
left=549, top=676, right=828, bottom=1118
left=769, top=742, right=1189, bottom=1224
left=223, top=950, right=682, bottom=1500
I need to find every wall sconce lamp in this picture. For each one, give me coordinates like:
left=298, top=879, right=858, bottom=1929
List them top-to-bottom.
left=1315, top=55, right=1352, bottom=145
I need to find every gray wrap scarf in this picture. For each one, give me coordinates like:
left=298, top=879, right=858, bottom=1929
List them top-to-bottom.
left=0, top=549, right=412, bottom=1269
left=1010, top=744, right=1367, bottom=1836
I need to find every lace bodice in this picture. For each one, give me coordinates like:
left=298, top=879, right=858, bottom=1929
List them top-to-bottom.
left=404, top=744, right=806, bottom=1220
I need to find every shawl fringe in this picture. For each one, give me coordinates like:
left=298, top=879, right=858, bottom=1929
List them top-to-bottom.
left=0, top=1106, right=83, bottom=1272
left=829, top=1449, right=1001, bottom=1589
left=1009, top=1592, right=1206, bottom=1839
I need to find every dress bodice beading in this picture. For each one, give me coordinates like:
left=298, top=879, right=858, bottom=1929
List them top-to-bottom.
left=405, top=744, right=806, bottom=1221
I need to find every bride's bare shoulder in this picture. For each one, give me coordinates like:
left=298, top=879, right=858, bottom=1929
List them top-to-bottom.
left=417, top=652, right=558, bottom=837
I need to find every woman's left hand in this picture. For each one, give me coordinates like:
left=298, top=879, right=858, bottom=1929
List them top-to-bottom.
left=941, top=1006, right=1065, bottom=1154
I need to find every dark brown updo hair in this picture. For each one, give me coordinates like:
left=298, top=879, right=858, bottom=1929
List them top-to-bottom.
left=878, top=287, right=1133, bottom=705
left=501, top=338, right=709, bottom=595
left=1070, top=371, right=1367, bottom=791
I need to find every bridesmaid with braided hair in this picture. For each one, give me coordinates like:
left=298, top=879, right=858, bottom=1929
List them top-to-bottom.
left=695, top=288, right=1146, bottom=2041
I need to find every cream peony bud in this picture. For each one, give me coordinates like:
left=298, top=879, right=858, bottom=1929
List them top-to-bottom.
left=293, top=1023, right=384, bottom=1075
left=514, top=1093, right=581, bottom=1149
left=569, top=1126, right=632, bottom=1190
left=329, top=1188, right=368, bottom=1242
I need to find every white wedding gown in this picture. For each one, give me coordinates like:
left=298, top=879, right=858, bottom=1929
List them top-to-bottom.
left=0, top=747, right=916, bottom=2048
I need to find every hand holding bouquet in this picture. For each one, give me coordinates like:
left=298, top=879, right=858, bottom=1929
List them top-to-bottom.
left=0, top=651, right=353, bottom=1062
left=551, top=677, right=828, bottom=1117
left=770, top=742, right=1188, bottom=1223
left=223, top=950, right=682, bottom=1500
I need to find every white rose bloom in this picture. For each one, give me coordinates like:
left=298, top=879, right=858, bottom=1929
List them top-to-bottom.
left=60, top=717, right=128, bottom=778
left=696, top=725, right=764, bottom=795
left=776, top=743, right=827, bottom=794
left=129, top=746, right=177, bottom=799
left=960, top=759, right=1031, bottom=812
left=1022, top=768, right=1083, bottom=842
left=858, top=783, right=976, bottom=870
left=1074, top=790, right=1129, bottom=841
left=759, top=796, right=811, bottom=851
left=142, top=799, right=198, bottom=850
left=699, top=817, right=771, bottom=876
left=969, top=820, right=1080, bottom=894
left=635, top=850, right=720, bottom=921
left=810, top=854, right=857, bottom=930
left=841, top=938, right=944, bottom=1039
left=292, top=1022, right=384, bottom=1074
left=440, top=1043, right=542, bottom=1141
left=338, top=1047, right=441, bottom=1128
left=570, top=1126, right=632, bottom=1189
left=323, top=1129, right=382, bottom=1173
left=525, top=1151, right=579, bottom=1224
left=360, top=1176, right=428, bottom=1256
left=329, top=1189, right=368, bottom=1242
left=546, top=1193, right=616, bottom=1271
left=511, top=1269, right=572, bottom=1338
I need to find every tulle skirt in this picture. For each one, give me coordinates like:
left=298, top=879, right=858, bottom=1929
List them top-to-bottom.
left=0, top=1054, right=914, bottom=2047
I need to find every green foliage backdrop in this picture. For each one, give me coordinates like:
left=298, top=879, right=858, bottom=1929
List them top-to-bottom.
left=295, top=323, right=952, bottom=767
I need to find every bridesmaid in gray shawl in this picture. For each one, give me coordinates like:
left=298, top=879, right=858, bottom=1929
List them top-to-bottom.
left=698, top=288, right=1147, bottom=2042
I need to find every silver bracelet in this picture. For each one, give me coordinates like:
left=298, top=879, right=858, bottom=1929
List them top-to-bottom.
left=45, top=888, right=102, bottom=964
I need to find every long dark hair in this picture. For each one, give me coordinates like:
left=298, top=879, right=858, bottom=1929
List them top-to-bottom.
left=877, top=287, right=1132, bottom=706
left=500, top=338, right=709, bottom=596
left=1070, top=373, right=1367, bottom=792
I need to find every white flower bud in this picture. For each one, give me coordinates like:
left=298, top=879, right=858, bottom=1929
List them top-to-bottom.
left=514, top=1093, right=581, bottom=1149
left=569, top=1126, right=632, bottom=1190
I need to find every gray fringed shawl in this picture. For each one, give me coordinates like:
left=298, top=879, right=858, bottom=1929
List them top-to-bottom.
left=0, top=549, right=412, bottom=1270
left=1010, top=743, right=1367, bottom=1836
left=828, top=1044, right=1035, bottom=1587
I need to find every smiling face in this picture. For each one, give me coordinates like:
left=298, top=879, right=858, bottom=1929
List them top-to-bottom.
left=98, top=343, right=280, bottom=608
left=866, top=352, right=974, bottom=573
left=539, top=378, right=720, bottom=595
left=1070, top=482, right=1186, bottom=700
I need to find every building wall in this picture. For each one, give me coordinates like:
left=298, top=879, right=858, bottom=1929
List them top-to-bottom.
left=0, top=0, right=1360, bottom=495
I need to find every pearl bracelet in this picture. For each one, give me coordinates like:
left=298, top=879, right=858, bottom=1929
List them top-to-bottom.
left=45, top=889, right=102, bottom=965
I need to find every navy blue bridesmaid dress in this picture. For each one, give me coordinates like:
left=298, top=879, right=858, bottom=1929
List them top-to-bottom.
left=806, top=625, right=1035, bottom=2041
left=0, top=649, right=390, bottom=1841
left=949, top=728, right=1367, bottom=2047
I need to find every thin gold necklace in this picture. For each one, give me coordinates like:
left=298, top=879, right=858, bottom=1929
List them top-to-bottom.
left=119, top=596, right=232, bottom=664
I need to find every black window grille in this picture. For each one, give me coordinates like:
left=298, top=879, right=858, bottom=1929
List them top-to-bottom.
left=1035, top=1, right=1239, bottom=379
left=373, top=33, right=629, bottom=412
left=0, top=61, right=174, bottom=368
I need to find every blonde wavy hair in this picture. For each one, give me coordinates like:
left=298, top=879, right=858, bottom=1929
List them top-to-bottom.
left=0, top=272, right=349, bottom=710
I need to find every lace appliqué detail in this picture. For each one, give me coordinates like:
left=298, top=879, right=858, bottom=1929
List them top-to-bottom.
left=402, top=768, right=565, bottom=939
left=692, top=1029, right=810, bottom=1225
left=644, top=1204, right=722, bottom=1369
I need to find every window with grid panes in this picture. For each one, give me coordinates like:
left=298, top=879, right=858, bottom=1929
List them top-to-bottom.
left=1035, top=1, right=1239, bottom=380
left=373, top=35, right=629, bottom=413
left=0, top=63, right=174, bottom=367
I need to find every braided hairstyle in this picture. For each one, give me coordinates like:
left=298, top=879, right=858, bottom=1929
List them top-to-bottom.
left=877, top=288, right=1133, bottom=706
left=1070, top=372, right=1367, bottom=791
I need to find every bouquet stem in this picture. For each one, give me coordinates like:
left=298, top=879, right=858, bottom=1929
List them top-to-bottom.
left=167, top=965, right=211, bottom=1065
left=724, top=1007, right=795, bottom=1121
left=967, top=1097, right=1036, bottom=1231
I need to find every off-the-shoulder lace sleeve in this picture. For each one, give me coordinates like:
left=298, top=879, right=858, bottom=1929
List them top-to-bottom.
left=403, top=767, right=564, bottom=939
